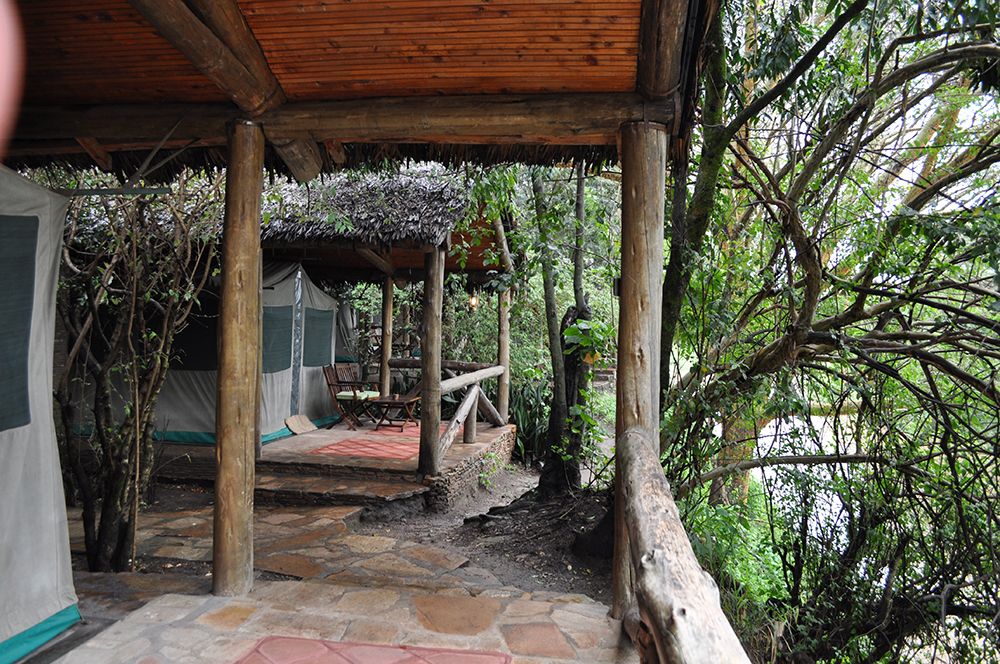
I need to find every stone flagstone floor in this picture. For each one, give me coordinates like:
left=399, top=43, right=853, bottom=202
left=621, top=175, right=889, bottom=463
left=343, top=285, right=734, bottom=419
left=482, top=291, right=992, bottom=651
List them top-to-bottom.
left=56, top=498, right=638, bottom=664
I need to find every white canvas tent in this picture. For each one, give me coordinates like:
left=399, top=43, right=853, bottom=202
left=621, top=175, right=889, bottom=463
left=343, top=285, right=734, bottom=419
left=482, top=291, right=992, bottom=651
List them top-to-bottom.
left=0, top=167, right=79, bottom=662
left=155, top=262, right=341, bottom=443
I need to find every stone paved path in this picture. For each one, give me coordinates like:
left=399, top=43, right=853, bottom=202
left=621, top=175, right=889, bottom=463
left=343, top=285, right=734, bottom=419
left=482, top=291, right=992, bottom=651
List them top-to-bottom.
left=57, top=500, right=638, bottom=664
left=235, top=636, right=511, bottom=664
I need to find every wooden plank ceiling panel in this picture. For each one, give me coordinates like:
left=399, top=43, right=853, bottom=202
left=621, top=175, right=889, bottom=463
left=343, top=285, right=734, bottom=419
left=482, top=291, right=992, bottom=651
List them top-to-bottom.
left=19, top=0, right=230, bottom=105
left=240, top=0, right=640, bottom=100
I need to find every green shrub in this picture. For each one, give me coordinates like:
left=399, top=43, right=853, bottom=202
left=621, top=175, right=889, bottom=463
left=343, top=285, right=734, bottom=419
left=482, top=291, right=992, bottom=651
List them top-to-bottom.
left=509, top=380, right=550, bottom=464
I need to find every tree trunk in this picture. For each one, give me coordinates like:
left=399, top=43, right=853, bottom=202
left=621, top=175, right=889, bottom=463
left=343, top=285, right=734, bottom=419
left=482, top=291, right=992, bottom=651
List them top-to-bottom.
left=659, top=9, right=727, bottom=447
left=539, top=160, right=591, bottom=497
left=532, top=170, right=569, bottom=481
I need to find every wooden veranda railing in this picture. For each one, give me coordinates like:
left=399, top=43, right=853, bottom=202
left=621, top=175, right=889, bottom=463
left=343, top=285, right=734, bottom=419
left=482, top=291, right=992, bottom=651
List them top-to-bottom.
left=388, top=358, right=506, bottom=468
left=437, top=365, right=505, bottom=449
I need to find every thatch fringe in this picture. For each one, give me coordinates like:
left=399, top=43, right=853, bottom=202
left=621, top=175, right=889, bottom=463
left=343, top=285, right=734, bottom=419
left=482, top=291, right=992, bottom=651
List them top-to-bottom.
left=7, top=142, right=619, bottom=186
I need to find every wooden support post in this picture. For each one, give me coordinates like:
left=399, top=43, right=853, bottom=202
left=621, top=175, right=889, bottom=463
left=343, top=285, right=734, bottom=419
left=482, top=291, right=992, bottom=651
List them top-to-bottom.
left=214, top=120, right=264, bottom=597
left=613, top=121, right=667, bottom=618
left=419, top=246, right=445, bottom=477
left=380, top=275, right=394, bottom=396
left=497, top=289, right=511, bottom=422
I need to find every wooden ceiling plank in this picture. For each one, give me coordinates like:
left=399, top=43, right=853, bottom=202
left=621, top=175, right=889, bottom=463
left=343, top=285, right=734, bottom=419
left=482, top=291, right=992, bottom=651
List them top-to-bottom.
left=126, top=0, right=276, bottom=114
left=636, top=0, right=691, bottom=99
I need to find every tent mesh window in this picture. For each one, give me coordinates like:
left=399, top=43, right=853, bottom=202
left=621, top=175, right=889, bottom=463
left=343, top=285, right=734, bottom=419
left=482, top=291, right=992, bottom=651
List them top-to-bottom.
left=0, top=215, right=38, bottom=432
left=262, top=306, right=293, bottom=374
left=302, top=308, right=335, bottom=367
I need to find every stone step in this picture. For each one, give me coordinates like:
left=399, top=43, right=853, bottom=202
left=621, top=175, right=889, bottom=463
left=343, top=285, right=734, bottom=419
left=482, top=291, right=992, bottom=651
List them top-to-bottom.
left=155, top=456, right=420, bottom=484
left=255, top=458, right=419, bottom=482
left=254, top=472, right=428, bottom=508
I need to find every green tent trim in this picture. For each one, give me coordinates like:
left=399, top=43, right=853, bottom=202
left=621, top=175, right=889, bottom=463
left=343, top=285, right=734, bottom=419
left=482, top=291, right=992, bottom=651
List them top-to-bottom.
left=0, top=604, right=80, bottom=664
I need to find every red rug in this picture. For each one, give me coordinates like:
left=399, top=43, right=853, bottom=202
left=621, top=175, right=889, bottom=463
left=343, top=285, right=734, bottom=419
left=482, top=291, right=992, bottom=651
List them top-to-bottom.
left=308, top=424, right=460, bottom=460
left=309, top=437, right=419, bottom=460
left=236, top=635, right=511, bottom=664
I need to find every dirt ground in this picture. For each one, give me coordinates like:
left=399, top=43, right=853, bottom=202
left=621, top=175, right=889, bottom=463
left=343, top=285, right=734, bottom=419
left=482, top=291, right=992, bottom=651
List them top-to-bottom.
left=131, top=467, right=616, bottom=600
left=355, top=467, right=615, bottom=601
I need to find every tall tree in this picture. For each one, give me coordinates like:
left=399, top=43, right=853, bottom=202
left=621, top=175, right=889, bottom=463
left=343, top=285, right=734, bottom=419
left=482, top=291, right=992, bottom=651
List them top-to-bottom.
left=655, top=0, right=1000, bottom=660
left=538, top=160, right=593, bottom=495
left=531, top=169, right=571, bottom=493
left=55, top=170, right=222, bottom=572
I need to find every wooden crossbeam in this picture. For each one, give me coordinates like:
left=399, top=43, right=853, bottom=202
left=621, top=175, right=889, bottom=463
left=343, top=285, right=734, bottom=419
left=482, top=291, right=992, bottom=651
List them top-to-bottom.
left=126, top=0, right=276, bottom=114
left=184, top=0, right=286, bottom=108
left=15, top=94, right=673, bottom=146
left=258, top=94, right=673, bottom=144
left=268, top=135, right=324, bottom=182
left=74, top=138, right=113, bottom=171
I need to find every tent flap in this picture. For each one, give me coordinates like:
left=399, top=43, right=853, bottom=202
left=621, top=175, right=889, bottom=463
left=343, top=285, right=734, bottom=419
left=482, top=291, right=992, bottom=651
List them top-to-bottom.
left=0, top=167, right=78, bottom=658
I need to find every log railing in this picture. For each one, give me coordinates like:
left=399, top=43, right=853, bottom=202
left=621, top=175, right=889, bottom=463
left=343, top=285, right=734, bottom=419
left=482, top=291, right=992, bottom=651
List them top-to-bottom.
left=388, top=358, right=506, bottom=468
left=437, top=365, right=505, bottom=456
left=617, top=428, right=751, bottom=663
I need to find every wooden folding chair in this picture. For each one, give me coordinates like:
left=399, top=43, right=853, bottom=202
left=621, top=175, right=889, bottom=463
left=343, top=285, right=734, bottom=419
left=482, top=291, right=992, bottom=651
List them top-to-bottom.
left=323, top=363, right=380, bottom=430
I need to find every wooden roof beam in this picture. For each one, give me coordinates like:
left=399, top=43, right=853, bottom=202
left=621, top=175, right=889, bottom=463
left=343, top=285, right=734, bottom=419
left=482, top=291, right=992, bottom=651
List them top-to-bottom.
left=126, top=0, right=277, bottom=114
left=127, top=0, right=323, bottom=182
left=183, top=0, right=286, bottom=109
left=636, top=0, right=692, bottom=101
left=16, top=93, right=673, bottom=145
left=258, top=94, right=675, bottom=144
left=74, top=138, right=113, bottom=172
left=357, top=246, right=396, bottom=276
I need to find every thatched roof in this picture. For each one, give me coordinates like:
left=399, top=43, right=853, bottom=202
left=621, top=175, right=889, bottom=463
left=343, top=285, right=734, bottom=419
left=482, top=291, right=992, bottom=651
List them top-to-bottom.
left=260, top=166, right=504, bottom=282
left=261, top=166, right=468, bottom=249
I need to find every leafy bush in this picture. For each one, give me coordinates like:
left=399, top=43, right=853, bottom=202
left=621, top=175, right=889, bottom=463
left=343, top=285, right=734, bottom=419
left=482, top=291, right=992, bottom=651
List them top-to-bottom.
left=509, top=380, right=550, bottom=465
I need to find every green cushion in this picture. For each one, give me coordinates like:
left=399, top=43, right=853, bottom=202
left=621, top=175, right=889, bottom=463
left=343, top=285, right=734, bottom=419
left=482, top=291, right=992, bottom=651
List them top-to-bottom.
left=336, top=390, right=380, bottom=400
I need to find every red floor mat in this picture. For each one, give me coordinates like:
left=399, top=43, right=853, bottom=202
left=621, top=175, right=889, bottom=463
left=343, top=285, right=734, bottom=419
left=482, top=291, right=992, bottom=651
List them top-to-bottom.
left=309, top=424, right=462, bottom=460
left=308, top=437, right=419, bottom=460
left=236, top=635, right=512, bottom=664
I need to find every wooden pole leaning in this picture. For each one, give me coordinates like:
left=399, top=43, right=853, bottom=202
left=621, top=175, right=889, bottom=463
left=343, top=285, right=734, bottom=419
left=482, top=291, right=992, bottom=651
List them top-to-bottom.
left=213, top=120, right=264, bottom=597
left=613, top=121, right=667, bottom=617
left=419, top=246, right=445, bottom=477
left=380, top=275, right=394, bottom=396
left=497, top=289, right=511, bottom=422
